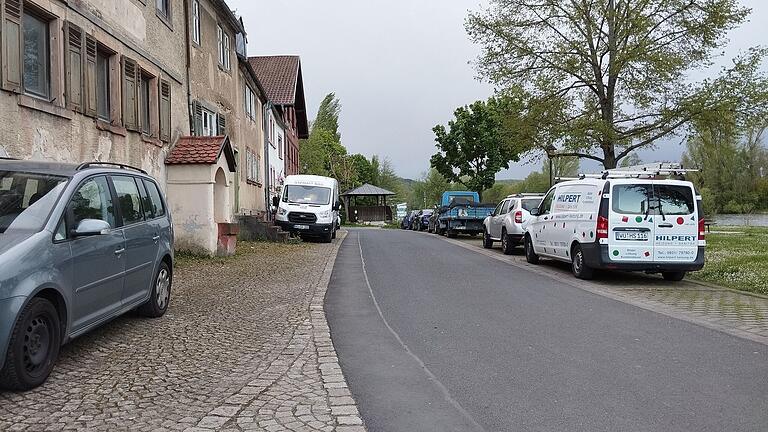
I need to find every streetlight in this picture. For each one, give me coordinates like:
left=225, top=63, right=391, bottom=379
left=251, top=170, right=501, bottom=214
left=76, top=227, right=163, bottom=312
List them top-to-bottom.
left=545, top=144, right=557, bottom=188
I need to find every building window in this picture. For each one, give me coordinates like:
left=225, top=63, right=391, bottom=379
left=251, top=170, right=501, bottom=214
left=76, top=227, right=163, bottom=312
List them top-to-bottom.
left=156, top=0, right=171, bottom=21
left=192, top=0, right=201, bottom=45
left=22, top=11, right=50, bottom=99
left=217, top=25, right=230, bottom=70
left=96, top=50, right=111, bottom=121
left=140, top=74, right=151, bottom=135
left=244, top=84, right=255, bottom=120
left=201, top=108, right=216, bottom=136
left=278, top=136, right=283, bottom=160
left=246, top=149, right=259, bottom=183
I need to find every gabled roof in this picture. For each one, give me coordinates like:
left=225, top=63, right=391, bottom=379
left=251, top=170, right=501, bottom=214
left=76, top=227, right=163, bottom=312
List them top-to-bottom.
left=248, top=55, right=309, bottom=138
left=165, top=136, right=236, bottom=172
left=341, top=184, right=397, bottom=197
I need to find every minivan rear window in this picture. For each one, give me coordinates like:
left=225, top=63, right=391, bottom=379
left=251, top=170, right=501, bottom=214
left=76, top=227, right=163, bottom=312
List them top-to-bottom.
left=612, top=184, right=694, bottom=215
left=520, top=199, right=541, bottom=212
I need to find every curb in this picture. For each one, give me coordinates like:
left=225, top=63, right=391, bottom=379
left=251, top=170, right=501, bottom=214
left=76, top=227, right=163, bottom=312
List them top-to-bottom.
left=311, top=230, right=367, bottom=431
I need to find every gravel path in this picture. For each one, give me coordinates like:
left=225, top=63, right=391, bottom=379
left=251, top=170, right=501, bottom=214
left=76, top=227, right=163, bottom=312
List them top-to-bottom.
left=0, top=232, right=363, bottom=432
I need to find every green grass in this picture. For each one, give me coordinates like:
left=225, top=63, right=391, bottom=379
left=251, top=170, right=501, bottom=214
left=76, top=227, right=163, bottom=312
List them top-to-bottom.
left=689, top=226, right=768, bottom=295
left=175, top=240, right=306, bottom=268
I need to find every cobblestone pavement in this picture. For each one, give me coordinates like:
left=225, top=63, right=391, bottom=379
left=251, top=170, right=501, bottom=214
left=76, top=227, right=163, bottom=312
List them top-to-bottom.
left=0, top=231, right=365, bottom=432
left=448, top=235, right=768, bottom=345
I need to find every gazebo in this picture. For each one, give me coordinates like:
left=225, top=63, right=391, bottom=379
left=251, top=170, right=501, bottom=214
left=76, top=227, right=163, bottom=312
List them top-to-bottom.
left=341, top=184, right=396, bottom=223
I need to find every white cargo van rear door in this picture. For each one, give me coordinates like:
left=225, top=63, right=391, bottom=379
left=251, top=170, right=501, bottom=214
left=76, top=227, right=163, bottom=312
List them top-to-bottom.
left=608, top=182, right=655, bottom=262
left=652, top=182, right=698, bottom=263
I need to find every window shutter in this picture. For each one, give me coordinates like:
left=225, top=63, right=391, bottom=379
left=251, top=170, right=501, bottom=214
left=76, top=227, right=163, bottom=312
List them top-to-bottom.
left=1, top=0, right=23, bottom=92
left=64, top=22, right=84, bottom=112
left=84, top=35, right=97, bottom=117
left=122, top=56, right=138, bottom=130
left=159, top=79, right=171, bottom=142
left=192, top=100, right=202, bottom=135
left=217, top=113, right=226, bottom=136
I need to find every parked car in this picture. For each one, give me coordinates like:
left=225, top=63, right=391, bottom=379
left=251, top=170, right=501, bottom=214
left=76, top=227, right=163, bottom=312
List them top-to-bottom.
left=0, top=160, right=174, bottom=391
left=524, top=166, right=705, bottom=281
left=273, top=175, right=340, bottom=243
left=435, top=191, right=495, bottom=238
left=483, top=194, right=544, bottom=254
left=412, top=209, right=433, bottom=231
left=402, top=210, right=419, bottom=230
left=427, top=210, right=440, bottom=233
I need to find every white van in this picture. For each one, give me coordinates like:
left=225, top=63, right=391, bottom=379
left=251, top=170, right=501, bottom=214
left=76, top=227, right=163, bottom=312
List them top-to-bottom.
left=524, top=168, right=705, bottom=280
left=274, top=175, right=340, bottom=242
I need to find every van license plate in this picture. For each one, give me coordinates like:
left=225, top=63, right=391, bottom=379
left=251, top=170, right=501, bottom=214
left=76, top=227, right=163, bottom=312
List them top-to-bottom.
left=294, top=225, right=310, bottom=230
left=616, top=231, right=648, bottom=241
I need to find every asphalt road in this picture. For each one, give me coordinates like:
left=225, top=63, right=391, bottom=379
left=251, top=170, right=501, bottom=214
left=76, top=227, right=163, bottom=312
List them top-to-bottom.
left=325, top=228, right=768, bottom=432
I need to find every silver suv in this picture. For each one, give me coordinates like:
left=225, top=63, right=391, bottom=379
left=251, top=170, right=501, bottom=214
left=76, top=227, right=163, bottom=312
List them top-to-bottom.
left=0, top=160, right=174, bottom=390
left=483, top=194, right=544, bottom=254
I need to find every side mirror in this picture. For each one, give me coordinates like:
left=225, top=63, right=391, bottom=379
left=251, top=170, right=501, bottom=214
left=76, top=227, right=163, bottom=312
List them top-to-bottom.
left=272, top=196, right=280, bottom=207
left=529, top=207, right=540, bottom=216
left=72, top=219, right=111, bottom=237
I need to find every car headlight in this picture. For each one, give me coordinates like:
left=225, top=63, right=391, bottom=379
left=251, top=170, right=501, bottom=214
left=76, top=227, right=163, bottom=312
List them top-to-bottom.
left=277, top=207, right=287, bottom=216
left=319, top=210, right=331, bottom=218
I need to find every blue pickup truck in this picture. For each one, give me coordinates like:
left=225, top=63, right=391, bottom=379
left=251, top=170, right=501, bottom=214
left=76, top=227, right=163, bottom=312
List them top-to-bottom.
left=435, top=191, right=496, bottom=238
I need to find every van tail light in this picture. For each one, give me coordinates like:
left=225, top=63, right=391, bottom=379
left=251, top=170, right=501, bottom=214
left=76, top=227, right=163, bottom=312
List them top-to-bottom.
left=514, top=210, right=523, bottom=224
left=596, top=215, right=609, bottom=240
left=698, top=217, right=706, bottom=241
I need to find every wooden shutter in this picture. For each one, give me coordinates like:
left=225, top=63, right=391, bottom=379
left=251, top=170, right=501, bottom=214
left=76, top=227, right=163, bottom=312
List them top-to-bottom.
left=1, top=0, right=23, bottom=92
left=64, top=22, right=83, bottom=112
left=84, top=35, right=97, bottom=117
left=122, top=56, right=138, bottom=130
left=159, top=79, right=171, bottom=142
left=192, top=100, right=202, bottom=135
left=217, top=113, right=226, bottom=136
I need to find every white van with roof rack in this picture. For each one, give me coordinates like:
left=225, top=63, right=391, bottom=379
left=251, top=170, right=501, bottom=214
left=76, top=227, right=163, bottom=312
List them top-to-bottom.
left=523, top=163, right=706, bottom=281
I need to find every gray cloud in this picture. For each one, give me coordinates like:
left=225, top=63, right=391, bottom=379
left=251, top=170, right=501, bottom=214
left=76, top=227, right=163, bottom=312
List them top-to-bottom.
left=232, top=0, right=766, bottom=180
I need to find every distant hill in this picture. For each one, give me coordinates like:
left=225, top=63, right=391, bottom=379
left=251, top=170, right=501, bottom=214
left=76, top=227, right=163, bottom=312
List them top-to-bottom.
left=397, top=177, right=417, bottom=186
left=495, top=178, right=523, bottom=185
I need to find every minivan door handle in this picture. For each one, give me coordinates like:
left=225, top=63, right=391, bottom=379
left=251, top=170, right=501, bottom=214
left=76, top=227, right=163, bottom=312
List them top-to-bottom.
left=152, top=235, right=160, bottom=242
left=114, top=248, right=125, bottom=256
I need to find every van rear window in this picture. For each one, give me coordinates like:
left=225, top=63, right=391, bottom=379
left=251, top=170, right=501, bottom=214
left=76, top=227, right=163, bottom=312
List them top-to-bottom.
left=612, top=184, right=694, bottom=215
left=520, top=199, right=541, bottom=212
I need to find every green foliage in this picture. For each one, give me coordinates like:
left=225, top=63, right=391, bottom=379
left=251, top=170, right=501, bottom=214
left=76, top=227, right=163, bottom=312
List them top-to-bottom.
left=467, top=0, right=762, bottom=168
left=313, top=93, right=342, bottom=143
left=431, top=98, right=522, bottom=197
left=409, top=169, right=456, bottom=209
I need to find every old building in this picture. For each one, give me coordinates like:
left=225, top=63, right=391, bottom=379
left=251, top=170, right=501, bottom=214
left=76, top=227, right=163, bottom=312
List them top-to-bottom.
left=0, top=0, right=188, bottom=179
left=249, top=56, right=309, bottom=177
left=264, top=102, right=286, bottom=211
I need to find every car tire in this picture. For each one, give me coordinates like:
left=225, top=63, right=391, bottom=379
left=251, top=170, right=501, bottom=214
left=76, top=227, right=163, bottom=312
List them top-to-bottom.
left=483, top=229, right=494, bottom=249
left=501, top=229, right=514, bottom=255
left=446, top=230, right=458, bottom=238
left=525, top=235, right=539, bottom=265
left=571, top=244, right=594, bottom=280
left=138, top=261, right=172, bottom=318
left=662, top=271, right=686, bottom=281
left=0, top=297, right=61, bottom=391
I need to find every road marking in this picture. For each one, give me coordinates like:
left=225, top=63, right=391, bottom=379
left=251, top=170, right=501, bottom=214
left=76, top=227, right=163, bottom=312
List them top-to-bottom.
left=356, top=232, right=486, bottom=432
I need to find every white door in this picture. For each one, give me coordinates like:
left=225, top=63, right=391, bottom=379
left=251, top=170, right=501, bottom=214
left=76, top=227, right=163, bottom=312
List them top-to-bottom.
left=607, top=182, right=655, bottom=262
left=652, top=182, right=698, bottom=263
left=530, top=188, right=556, bottom=255
left=493, top=199, right=510, bottom=238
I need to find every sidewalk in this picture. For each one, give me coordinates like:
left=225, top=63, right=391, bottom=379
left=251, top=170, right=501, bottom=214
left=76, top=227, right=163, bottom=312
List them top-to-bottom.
left=0, top=232, right=364, bottom=432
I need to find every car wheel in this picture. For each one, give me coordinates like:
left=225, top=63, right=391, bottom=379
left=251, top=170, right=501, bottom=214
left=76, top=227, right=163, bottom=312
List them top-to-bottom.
left=483, top=229, right=493, bottom=249
left=501, top=229, right=514, bottom=255
left=446, top=230, right=458, bottom=238
left=525, top=235, right=539, bottom=264
left=571, top=244, right=594, bottom=280
left=138, top=261, right=172, bottom=318
left=662, top=271, right=686, bottom=281
left=0, top=297, right=61, bottom=391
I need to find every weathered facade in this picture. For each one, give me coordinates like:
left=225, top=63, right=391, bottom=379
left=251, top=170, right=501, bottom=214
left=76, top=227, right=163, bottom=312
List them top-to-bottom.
left=0, top=0, right=188, bottom=180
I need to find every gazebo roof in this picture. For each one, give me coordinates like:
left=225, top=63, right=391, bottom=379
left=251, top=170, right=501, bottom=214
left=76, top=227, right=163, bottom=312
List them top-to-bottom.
left=341, top=183, right=396, bottom=197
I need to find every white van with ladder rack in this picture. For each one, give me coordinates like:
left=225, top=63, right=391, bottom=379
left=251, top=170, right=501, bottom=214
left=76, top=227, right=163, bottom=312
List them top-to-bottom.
left=523, top=163, right=706, bottom=281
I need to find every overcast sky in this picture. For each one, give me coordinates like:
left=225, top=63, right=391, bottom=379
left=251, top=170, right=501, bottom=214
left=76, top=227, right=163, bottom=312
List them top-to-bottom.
left=232, top=0, right=768, bottom=180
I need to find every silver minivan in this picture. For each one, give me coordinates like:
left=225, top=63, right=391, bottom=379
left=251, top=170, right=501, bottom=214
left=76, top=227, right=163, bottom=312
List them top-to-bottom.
left=0, top=160, right=174, bottom=390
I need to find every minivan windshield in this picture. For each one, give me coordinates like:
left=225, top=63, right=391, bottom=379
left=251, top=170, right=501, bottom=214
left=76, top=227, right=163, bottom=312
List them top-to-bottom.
left=0, top=171, right=68, bottom=234
left=612, top=184, right=694, bottom=215
left=283, top=185, right=332, bottom=205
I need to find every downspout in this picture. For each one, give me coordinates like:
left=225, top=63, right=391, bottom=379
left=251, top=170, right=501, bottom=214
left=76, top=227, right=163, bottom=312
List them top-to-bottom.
left=183, top=0, right=194, bottom=137
left=264, top=102, right=272, bottom=221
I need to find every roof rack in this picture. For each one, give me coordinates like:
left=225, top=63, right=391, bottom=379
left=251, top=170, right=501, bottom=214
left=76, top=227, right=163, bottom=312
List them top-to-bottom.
left=0, top=157, right=19, bottom=160
left=76, top=162, right=147, bottom=174
left=556, top=163, right=698, bottom=183
left=507, top=193, right=544, bottom=198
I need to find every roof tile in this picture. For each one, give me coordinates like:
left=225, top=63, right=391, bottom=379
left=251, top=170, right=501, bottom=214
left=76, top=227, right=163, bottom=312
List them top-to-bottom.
left=248, top=55, right=300, bottom=106
left=165, top=136, right=227, bottom=165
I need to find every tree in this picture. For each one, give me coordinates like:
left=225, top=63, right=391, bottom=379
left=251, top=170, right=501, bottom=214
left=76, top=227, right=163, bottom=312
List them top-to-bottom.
left=467, top=0, right=759, bottom=168
left=313, top=93, right=342, bottom=142
left=431, top=98, right=519, bottom=198
left=619, top=152, right=643, bottom=168
left=348, top=154, right=375, bottom=186
left=410, top=169, right=454, bottom=209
